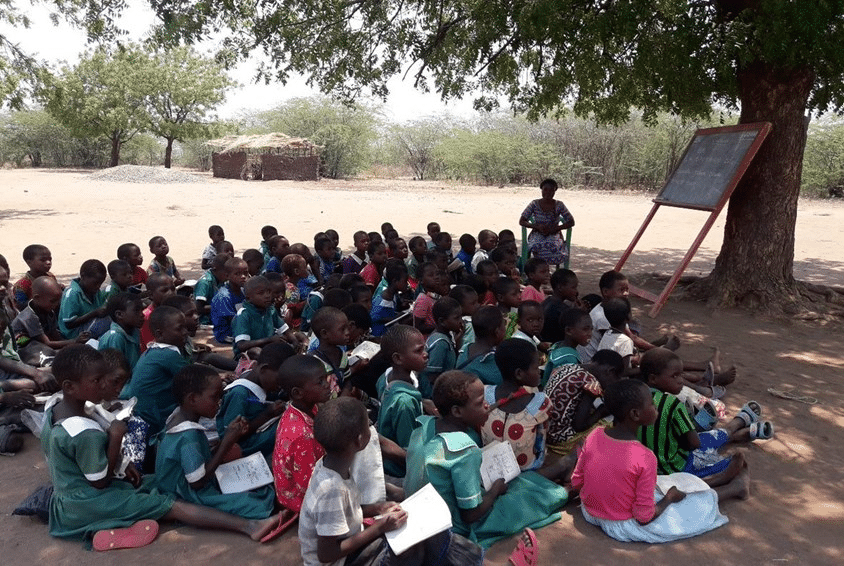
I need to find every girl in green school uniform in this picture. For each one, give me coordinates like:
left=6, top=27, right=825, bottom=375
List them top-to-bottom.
left=97, top=292, right=144, bottom=371
left=42, top=345, right=282, bottom=550
left=155, top=364, right=276, bottom=520
left=403, top=370, right=573, bottom=549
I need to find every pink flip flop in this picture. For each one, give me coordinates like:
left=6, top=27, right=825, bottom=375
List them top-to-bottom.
left=260, top=511, right=298, bottom=543
left=93, top=519, right=159, bottom=551
left=508, top=528, right=539, bottom=566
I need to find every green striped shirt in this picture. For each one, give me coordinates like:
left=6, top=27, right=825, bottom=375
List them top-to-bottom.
left=637, top=389, right=695, bottom=474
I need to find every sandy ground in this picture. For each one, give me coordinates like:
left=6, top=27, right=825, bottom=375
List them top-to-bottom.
left=1, top=168, right=843, bottom=565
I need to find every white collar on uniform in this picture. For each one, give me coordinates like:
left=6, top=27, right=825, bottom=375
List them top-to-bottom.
left=148, top=342, right=182, bottom=354
left=224, top=378, right=267, bottom=402
left=59, top=415, right=104, bottom=437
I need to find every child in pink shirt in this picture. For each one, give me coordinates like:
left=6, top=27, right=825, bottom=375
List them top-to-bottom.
left=521, top=258, right=550, bottom=303
left=571, top=379, right=749, bottom=543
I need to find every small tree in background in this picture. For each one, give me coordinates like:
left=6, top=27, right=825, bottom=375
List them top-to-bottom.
left=144, top=46, right=235, bottom=168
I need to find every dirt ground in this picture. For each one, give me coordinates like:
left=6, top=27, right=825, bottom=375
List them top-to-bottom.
left=1, top=168, right=842, bottom=565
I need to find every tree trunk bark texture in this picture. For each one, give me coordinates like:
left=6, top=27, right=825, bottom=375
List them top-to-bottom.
left=700, top=62, right=815, bottom=310
left=110, top=135, right=121, bottom=168
left=165, top=138, right=174, bottom=169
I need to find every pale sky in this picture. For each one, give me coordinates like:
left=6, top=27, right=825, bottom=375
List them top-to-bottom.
left=2, top=1, right=479, bottom=122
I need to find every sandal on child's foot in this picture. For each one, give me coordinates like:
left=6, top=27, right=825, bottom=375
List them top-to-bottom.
left=92, top=519, right=159, bottom=551
left=508, top=528, right=539, bottom=566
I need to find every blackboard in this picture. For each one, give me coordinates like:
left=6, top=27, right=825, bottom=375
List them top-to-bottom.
left=655, top=124, right=771, bottom=210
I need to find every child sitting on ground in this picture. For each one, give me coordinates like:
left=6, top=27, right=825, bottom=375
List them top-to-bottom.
left=201, top=225, right=225, bottom=270
left=259, top=225, right=278, bottom=267
left=470, top=229, right=498, bottom=273
left=342, top=231, right=370, bottom=274
left=433, top=231, right=454, bottom=264
left=456, top=233, right=476, bottom=274
left=263, top=234, right=291, bottom=275
left=405, top=235, right=427, bottom=286
left=147, top=236, right=184, bottom=286
left=314, top=236, right=338, bottom=285
left=388, top=237, right=409, bottom=264
left=360, top=240, right=388, bottom=290
left=117, top=243, right=147, bottom=289
left=290, top=243, right=320, bottom=297
left=13, top=244, right=57, bottom=310
left=490, top=246, right=519, bottom=281
left=243, top=249, right=264, bottom=277
left=195, top=253, right=230, bottom=326
left=211, top=257, right=249, bottom=344
left=522, top=258, right=550, bottom=303
left=58, top=259, right=110, bottom=339
left=102, top=260, right=134, bottom=303
left=369, top=260, right=409, bottom=337
left=474, top=260, right=499, bottom=305
left=411, top=262, right=441, bottom=336
left=541, top=268, right=581, bottom=343
left=581, top=270, right=679, bottom=363
left=139, top=274, right=176, bottom=351
left=232, top=275, right=305, bottom=359
left=12, top=276, right=86, bottom=366
left=492, top=277, right=521, bottom=339
left=449, top=285, right=479, bottom=355
left=98, top=293, right=144, bottom=371
left=161, top=295, right=237, bottom=372
left=420, top=297, right=464, bottom=399
left=0, top=298, right=55, bottom=395
left=598, top=298, right=639, bottom=373
left=512, top=301, right=548, bottom=356
left=123, top=306, right=189, bottom=436
left=456, top=306, right=505, bottom=385
left=311, top=307, right=359, bottom=398
left=542, top=308, right=592, bottom=387
left=376, top=325, right=429, bottom=477
left=481, top=339, right=551, bottom=471
left=216, top=342, right=292, bottom=458
left=42, top=345, right=281, bottom=550
left=637, top=348, right=772, bottom=480
left=545, top=349, right=624, bottom=455
left=273, top=355, right=331, bottom=520
left=155, top=364, right=276, bottom=519
left=404, top=370, right=571, bottom=549
left=572, top=378, right=750, bottom=543
left=301, top=396, right=485, bottom=566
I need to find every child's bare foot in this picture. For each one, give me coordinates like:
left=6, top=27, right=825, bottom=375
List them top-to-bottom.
left=651, top=334, right=669, bottom=347
left=664, top=334, right=681, bottom=351
left=709, top=347, right=721, bottom=372
left=714, top=366, right=737, bottom=386
left=539, top=451, right=578, bottom=484
left=703, top=451, right=744, bottom=487
left=733, top=467, right=752, bottom=500
left=248, top=514, right=282, bottom=542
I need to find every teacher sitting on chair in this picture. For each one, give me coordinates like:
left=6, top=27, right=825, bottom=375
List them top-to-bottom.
left=519, top=178, right=575, bottom=267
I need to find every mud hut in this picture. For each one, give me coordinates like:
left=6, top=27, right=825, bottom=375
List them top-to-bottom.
left=207, top=133, right=322, bottom=181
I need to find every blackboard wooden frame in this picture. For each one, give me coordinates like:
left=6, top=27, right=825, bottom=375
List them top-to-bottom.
left=615, top=123, right=772, bottom=317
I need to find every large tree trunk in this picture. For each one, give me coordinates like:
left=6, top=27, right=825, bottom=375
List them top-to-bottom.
left=698, top=62, right=815, bottom=311
left=109, top=133, right=121, bottom=167
left=164, top=137, right=175, bottom=169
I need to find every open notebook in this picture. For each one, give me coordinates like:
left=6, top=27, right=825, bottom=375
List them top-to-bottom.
left=384, top=483, right=452, bottom=555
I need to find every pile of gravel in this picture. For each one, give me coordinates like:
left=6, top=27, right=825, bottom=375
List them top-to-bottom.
left=88, top=165, right=204, bottom=184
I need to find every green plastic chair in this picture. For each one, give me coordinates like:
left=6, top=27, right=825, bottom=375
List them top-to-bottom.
left=520, top=222, right=573, bottom=269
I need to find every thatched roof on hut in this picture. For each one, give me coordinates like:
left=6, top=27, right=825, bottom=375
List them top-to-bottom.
left=206, top=133, right=321, bottom=155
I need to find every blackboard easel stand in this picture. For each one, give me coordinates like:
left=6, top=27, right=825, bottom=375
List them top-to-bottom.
left=615, top=123, right=772, bottom=317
